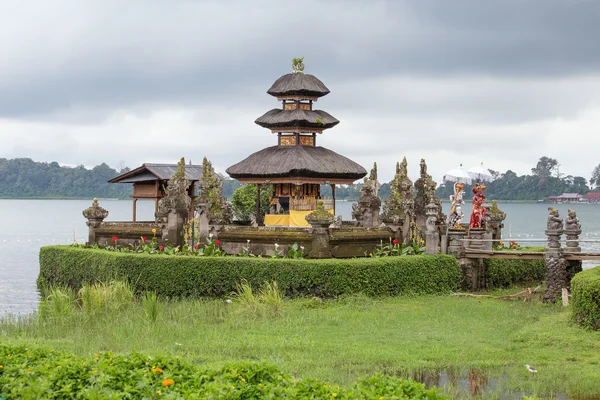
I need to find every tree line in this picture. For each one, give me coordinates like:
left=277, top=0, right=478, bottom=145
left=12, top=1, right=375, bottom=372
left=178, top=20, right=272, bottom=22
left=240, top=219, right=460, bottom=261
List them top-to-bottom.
left=1, top=156, right=596, bottom=201
left=436, top=156, right=594, bottom=201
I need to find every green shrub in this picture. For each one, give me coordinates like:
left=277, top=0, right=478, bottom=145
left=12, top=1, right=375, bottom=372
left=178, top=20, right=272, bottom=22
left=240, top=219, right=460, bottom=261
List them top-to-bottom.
left=38, top=246, right=461, bottom=298
left=485, top=258, right=545, bottom=288
left=571, top=266, right=600, bottom=330
left=0, top=344, right=448, bottom=399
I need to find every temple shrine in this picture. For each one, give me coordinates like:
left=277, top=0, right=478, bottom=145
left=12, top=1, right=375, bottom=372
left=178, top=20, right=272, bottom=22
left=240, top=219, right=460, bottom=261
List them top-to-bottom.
left=226, top=59, right=366, bottom=226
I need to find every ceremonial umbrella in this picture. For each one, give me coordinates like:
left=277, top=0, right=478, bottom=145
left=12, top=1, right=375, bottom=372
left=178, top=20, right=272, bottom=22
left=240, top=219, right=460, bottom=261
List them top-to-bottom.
left=468, top=162, right=494, bottom=183
left=443, top=164, right=472, bottom=184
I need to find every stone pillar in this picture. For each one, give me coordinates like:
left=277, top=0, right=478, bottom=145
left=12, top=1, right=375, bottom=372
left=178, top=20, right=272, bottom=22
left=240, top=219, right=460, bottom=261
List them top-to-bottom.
left=82, top=198, right=109, bottom=245
left=196, top=200, right=210, bottom=243
left=306, top=200, right=334, bottom=259
left=486, top=200, right=506, bottom=247
left=425, top=202, right=439, bottom=254
left=166, top=209, right=187, bottom=247
left=564, top=211, right=582, bottom=288
left=465, top=228, right=486, bottom=290
left=468, top=228, right=486, bottom=251
left=447, top=229, right=467, bottom=258
left=544, top=229, right=566, bottom=303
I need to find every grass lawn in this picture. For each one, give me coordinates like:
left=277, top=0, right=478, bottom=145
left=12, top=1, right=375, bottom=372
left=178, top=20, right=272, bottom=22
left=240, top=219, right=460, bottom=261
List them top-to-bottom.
left=2, top=292, right=600, bottom=399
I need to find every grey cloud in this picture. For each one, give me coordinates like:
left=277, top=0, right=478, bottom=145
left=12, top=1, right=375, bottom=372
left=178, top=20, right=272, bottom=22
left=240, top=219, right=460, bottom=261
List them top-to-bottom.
left=1, top=0, right=600, bottom=119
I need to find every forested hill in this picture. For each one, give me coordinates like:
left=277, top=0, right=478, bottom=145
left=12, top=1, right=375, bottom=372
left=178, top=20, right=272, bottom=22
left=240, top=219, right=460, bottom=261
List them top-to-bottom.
left=436, top=157, right=593, bottom=201
left=0, top=158, right=132, bottom=199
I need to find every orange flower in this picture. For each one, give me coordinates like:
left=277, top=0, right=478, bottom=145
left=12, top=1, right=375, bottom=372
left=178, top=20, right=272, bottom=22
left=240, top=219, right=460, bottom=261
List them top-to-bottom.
left=152, top=367, right=163, bottom=374
left=162, top=378, right=174, bottom=387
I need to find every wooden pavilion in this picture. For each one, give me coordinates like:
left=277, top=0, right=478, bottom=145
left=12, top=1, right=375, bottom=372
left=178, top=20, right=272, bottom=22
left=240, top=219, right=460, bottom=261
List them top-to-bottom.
left=226, top=60, right=366, bottom=226
left=108, top=163, right=203, bottom=221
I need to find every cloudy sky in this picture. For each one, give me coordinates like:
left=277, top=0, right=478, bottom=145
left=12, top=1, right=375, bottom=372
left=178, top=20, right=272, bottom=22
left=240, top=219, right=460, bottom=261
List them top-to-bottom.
left=1, top=0, right=599, bottom=183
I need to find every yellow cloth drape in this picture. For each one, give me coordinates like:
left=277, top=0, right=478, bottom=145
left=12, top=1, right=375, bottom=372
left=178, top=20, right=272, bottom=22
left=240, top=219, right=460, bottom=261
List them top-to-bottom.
left=289, top=209, right=334, bottom=227
left=264, top=210, right=334, bottom=227
left=264, top=215, right=290, bottom=226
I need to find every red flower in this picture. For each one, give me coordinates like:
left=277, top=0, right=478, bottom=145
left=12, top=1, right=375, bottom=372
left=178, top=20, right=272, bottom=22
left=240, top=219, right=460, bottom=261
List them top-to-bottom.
left=112, top=236, right=118, bottom=242
left=142, top=237, right=147, bottom=242
left=393, top=239, right=399, bottom=245
left=215, top=240, right=221, bottom=246
left=194, top=243, right=199, bottom=250
left=159, top=245, right=164, bottom=251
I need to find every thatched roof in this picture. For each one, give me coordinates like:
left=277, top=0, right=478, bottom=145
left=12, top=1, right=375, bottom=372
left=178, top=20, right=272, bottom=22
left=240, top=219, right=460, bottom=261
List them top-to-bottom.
left=267, top=73, right=330, bottom=98
left=255, top=109, right=339, bottom=130
left=226, top=146, right=366, bottom=181
left=108, top=163, right=204, bottom=183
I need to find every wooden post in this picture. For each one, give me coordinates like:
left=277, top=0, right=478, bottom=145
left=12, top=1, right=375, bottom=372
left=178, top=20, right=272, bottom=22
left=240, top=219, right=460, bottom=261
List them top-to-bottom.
left=256, top=184, right=262, bottom=226
left=331, top=184, right=336, bottom=215
left=133, top=198, right=137, bottom=222
left=154, top=198, right=159, bottom=217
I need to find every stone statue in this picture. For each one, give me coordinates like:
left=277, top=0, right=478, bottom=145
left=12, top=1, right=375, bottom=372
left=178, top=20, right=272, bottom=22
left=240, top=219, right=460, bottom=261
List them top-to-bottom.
left=196, top=156, right=233, bottom=225
left=381, top=157, right=414, bottom=243
left=414, top=159, right=445, bottom=234
left=351, top=162, right=381, bottom=227
left=448, top=183, right=465, bottom=229
left=469, top=183, right=487, bottom=229
left=547, top=207, right=563, bottom=231
left=565, top=209, right=581, bottom=231
left=334, top=215, right=343, bottom=229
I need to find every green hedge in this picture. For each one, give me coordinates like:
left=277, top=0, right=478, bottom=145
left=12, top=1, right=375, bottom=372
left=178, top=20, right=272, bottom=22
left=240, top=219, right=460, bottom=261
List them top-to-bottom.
left=38, top=246, right=461, bottom=298
left=485, top=258, right=546, bottom=288
left=571, top=266, right=600, bottom=330
left=0, top=345, right=448, bottom=399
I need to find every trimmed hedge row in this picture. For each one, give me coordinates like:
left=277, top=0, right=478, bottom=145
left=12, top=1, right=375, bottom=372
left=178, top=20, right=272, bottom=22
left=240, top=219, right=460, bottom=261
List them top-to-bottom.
left=38, top=246, right=461, bottom=297
left=484, top=258, right=546, bottom=288
left=571, top=266, right=600, bottom=330
left=0, top=344, right=448, bottom=399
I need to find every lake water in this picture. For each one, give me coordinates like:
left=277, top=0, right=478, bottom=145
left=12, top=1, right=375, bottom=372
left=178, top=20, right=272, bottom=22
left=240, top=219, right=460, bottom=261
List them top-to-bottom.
left=1, top=199, right=600, bottom=315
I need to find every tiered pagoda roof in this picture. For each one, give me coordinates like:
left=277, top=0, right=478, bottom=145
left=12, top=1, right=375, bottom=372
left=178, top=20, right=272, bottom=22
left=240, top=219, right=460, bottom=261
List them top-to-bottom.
left=226, top=59, right=366, bottom=184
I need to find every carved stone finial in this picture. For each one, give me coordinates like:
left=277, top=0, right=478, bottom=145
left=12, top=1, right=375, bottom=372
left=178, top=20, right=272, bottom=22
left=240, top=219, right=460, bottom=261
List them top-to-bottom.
left=292, top=57, right=305, bottom=74
left=196, top=156, right=232, bottom=224
left=157, top=157, right=191, bottom=216
left=382, top=157, right=413, bottom=225
left=414, top=158, right=445, bottom=234
left=352, top=161, right=381, bottom=227
left=83, top=198, right=109, bottom=221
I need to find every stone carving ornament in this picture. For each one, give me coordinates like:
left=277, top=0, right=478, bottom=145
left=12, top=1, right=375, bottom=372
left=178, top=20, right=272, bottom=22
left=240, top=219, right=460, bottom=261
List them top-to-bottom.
left=157, top=157, right=191, bottom=216
left=196, top=157, right=233, bottom=225
left=381, top=157, right=414, bottom=225
left=415, top=160, right=444, bottom=223
left=351, top=162, right=381, bottom=227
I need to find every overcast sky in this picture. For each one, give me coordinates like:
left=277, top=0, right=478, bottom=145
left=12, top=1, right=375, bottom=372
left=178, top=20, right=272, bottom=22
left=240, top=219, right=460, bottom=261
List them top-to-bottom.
left=1, top=0, right=600, bottom=183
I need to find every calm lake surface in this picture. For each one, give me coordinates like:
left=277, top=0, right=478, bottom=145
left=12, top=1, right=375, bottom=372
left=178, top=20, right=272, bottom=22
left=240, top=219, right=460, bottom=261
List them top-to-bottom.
left=1, top=199, right=600, bottom=315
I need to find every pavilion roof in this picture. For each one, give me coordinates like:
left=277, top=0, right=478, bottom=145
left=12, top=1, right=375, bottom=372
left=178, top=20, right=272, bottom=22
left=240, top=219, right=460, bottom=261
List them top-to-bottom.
left=267, top=73, right=330, bottom=98
left=255, top=109, right=339, bottom=130
left=226, top=145, right=366, bottom=182
left=108, top=163, right=204, bottom=183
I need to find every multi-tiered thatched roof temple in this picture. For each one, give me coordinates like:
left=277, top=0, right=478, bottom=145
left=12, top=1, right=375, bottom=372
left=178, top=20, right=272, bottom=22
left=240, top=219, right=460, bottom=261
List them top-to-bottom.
left=227, top=59, right=366, bottom=226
